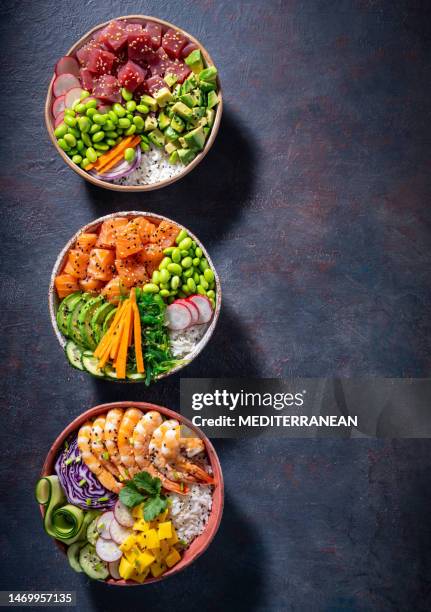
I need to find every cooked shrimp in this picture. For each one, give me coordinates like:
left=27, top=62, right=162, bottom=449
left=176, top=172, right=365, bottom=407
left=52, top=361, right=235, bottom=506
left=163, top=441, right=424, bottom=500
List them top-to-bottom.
left=118, top=407, right=143, bottom=476
left=104, top=408, right=128, bottom=479
left=133, top=411, right=164, bottom=468
left=91, top=415, right=120, bottom=478
left=148, top=419, right=213, bottom=485
left=77, top=422, right=123, bottom=494
left=180, top=436, right=205, bottom=457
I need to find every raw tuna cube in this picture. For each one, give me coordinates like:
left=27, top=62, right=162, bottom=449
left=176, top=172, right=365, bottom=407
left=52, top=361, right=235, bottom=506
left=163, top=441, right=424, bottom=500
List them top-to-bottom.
left=96, top=20, right=128, bottom=52
left=125, top=22, right=142, bottom=33
left=145, top=22, right=163, bottom=49
left=127, top=27, right=154, bottom=63
left=162, top=28, right=188, bottom=59
left=76, top=40, right=104, bottom=67
left=181, top=42, right=198, bottom=59
left=147, top=47, right=171, bottom=76
left=87, top=48, right=116, bottom=75
left=165, top=59, right=191, bottom=84
left=117, top=60, right=146, bottom=92
left=80, top=68, right=94, bottom=91
left=92, top=75, right=121, bottom=103
left=144, top=75, right=167, bottom=95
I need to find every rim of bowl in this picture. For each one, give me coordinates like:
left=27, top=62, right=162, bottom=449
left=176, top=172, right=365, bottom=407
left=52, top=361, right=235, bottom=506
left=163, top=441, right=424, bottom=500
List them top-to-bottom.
left=45, top=14, right=223, bottom=192
left=48, top=211, right=222, bottom=382
left=40, top=400, right=224, bottom=586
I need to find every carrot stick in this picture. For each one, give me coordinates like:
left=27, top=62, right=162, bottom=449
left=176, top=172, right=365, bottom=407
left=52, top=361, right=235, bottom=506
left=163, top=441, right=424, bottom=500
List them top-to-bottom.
left=84, top=136, right=135, bottom=171
left=98, top=137, right=141, bottom=174
left=132, top=300, right=145, bottom=374
left=115, top=301, right=133, bottom=379
left=94, top=303, right=124, bottom=357
left=128, top=305, right=134, bottom=347
left=110, top=316, right=126, bottom=361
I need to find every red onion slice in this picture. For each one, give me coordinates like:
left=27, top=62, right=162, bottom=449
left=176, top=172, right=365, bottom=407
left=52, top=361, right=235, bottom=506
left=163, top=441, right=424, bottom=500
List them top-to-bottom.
left=88, top=145, right=141, bottom=182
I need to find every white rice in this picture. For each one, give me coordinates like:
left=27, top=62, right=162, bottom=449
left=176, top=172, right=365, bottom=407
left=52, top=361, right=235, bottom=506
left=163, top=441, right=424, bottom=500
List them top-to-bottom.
left=113, top=145, right=184, bottom=186
left=169, top=324, right=209, bottom=357
left=168, top=483, right=213, bottom=545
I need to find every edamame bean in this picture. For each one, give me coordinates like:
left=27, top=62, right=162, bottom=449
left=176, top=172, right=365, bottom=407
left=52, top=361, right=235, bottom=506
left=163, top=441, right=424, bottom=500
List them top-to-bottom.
left=121, top=87, right=133, bottom=101
left=80, top=90, right=90, bottom=100
left=85, top=99, right=97, bottom=109
left=126, top=100, right=136, bottom=112
left=74, top=103, right=86, bottom=114
left=113, top=103, right=126, bottom=117
left=136, top=104, right=149, bottom=114
left=86, top=107, right=97, bottom=118
left=64, top=108, right=76, bottom=117
left=108, top=110, right=119, bottom=124
left=93, top=113, right=107, bottom=125
left=126, top=113, right=134, bottom=121
left=64, top=115, right=77, bottom=128
left=78, top=116, right=91, bottom=133
left=133, top=116, right=144, bottom=130
left=118, top=118, right=131, bottom=129
left=104, top=119, right=115, bottom=131
left=90, top=123, right=100, bottom=134
left=54, top=124, right=68, bottom=138
left=125, top=125, right=137, bottom=136
left=68, top=126, right=80, bottom=139
left=92, top=130, right=105, bottom=143
left=105, top=131, right=118, bottom=139
left=64, top=133, right=76, bottom=148
left=82, top=133, right=92, bottom=147
left=141, top=134, right=150, bottom=144
left=58, top=138, right=70, bottom=151
left=106, top=138, right=117, bottom=147
left=76, top=140, right=84, bottom=152
left=140, top=141, right=150, bottom=152
left=94, top=143, right=109, bottom=151
left=86, top=147, right=97, bottom=163
left=124, top=147, right=135, bottom=162
left=68, top=148, right=78, bottom=155
left=72, top=154, right=83, bottom=164
left=81, top=157, right=90, bottom=168
left=175, top=229, right=188, bottom=244
left=178, top=237, right=192, bottom=250
left=163, top=247, right=175, bottom=256
left=195, top=247, right=203, bottom=258
left=171, top=248, right=181, bottom=263
left=180, top=249, right=189, bottom=257
left=159, top=257, right=172, bottom=269
left=181, top=257, right=193, bottom=269
left=193, top=257, right=200, bottom=267
left=199, top=259, right=209, bottom=272
left=167, top=263, right=182, bottom=275
left=183, top=268, right=193, bottom=278
left=204, top=268, right=215, bottom=283
left=159, top=269, right=170, bottom=284
left=152, top=271, right=161, bottom=284
left=193, top=271, right=200, bottom=284
left=171, top=275, right=180, bottom=290
left=199, top=276, right=209, bottom=290
left=187, top=278, right=196, bottom=292
left=159, top=282, right=169, bottom=290
left=143, top=283, right=159, bottom=293
left=181, top=284, right=191, bottom=295
left=197, top=285, right=206, bottom=296
left=160, top=289, right=170, bottom=298
left=207, top=290, right=215, bottom=299
left=209, top=298, right=215, bottom=308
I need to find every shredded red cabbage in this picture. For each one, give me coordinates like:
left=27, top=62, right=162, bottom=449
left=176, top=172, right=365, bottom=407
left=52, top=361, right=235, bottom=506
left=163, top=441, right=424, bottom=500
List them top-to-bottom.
left=55, top=436, right=117, bottom=510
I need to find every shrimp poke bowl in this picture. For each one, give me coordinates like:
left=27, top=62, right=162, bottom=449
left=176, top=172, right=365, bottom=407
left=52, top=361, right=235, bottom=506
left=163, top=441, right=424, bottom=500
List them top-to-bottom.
left=45, top=15, right=222, bottom=191
left=49, top=212, right=221, bottom=383
left=36, top=402, right=223, bottom=585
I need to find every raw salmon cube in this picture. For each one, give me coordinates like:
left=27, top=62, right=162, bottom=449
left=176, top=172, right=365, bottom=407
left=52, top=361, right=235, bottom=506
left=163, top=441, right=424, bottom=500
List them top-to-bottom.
left=135, top=217, right=156, bottom=244
left=97, top=218, right=128, bottom=249
left=115, top=220, right=144, bottom=259
left=150, top=220, right=180, bottom=249
left=76, top=233, right=98, bottom=253
left=137, top=243, right=164, bottom=275
left=87, top=248, right=115, bottom=281
left=63, top=249, right=90, bottom=279
left=115, top=256, right=149, bottom=288
left=55, top=274, right=80, bottom=299
left=101, top=276, right=129, bottom=304
left=79, top=277, right=104, bottom=293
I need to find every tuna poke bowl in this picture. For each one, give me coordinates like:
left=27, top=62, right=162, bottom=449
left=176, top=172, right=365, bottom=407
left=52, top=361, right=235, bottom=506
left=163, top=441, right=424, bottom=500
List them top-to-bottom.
left=45, top=15, right=222, bottom=191
left=49, top=212, right=221, bottom=383
left=36, top=401, right=224, bottom=585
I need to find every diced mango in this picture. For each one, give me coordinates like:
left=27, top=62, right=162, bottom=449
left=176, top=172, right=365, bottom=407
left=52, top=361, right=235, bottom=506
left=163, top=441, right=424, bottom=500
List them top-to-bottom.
left=132, top=504, right=144, bottom=519
left=157, top=509, right=169, bottom=522
left=134, top=519, right=150, bottom=532
left=158, top=521, right=172, bottom=540
left=167, top=526, right=179, bottom=546
left=145, top=528, right=160, bottom=549
left=136, top=533, right=148, bottom=549
left=120, top=535, right=138, bottom=552
left=160, top=540, right=170, bottom=558
left=125, top=546, right=141, bottom=565
left=165, top=548, right=182, bottom=568
left=138, top=551, right=156, bottom=570
left=119, top=557, right=135, bottom=580
left=150, top=561, right=167, bottom=578
left=131, top=568, right=149, bottom=583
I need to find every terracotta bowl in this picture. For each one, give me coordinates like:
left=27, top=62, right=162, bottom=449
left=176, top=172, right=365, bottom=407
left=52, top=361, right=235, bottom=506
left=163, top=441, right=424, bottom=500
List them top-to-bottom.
left=45, top=15, right=223, bottom=191
left=49, top=211, right=221, bottom=382
left=40, top=401, right=224, bottom=585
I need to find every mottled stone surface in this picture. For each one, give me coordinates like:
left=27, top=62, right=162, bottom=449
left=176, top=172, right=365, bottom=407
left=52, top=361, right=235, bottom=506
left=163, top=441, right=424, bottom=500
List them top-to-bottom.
left=0, top=0, right=430, bottom=610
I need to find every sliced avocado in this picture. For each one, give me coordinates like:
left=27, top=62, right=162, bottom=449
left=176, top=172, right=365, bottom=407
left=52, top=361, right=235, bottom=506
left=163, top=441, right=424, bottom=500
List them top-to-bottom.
left=185, top=50, right=203, bottom=72
left=199, top=66, right=217, bottom=82
left=164, top=73, right=178, bottom=88
left=181, top=79, right=194, bottom=95
left=199, top=80, right=216, bottom=93
left=172, top=84, right=181, bottom=97
left=154, top=87, right=173, bottom=108
left=193, top=88, right=206, bottom=107
left=207, top=91, right=219, bottom=109
left=180, top=93, right=196, bottom=109
left=140, top=95, right=158, bottom=112
left=171, top=101, right=193, bottom=120
left=191, top=106, right=206, bottom=121
left=206, top=108, right=215, bottom=128
left=158, top=111, right=171, bottom=131
left=170, top=114, right=185, bottom=133
left=144, top=115, right=158, bottom=132
left=197, top=117, right=208, bottom=128
left=164, top=125, right=180, bottom=141
left=184, top=126, right=206, bottom=151
left=203, top=126, right=210, bottom=137
left=148, top=128, right=165, bottom=148
left=179, top=136, right=187, bottom=148
left=165, top=142, right=177, bottom=155
left=177, top=148, right=196, bottom=165
left=169, top=150, right=179, bottom=164
left=56, top=292, right=82, bottom=337
left=67, top=294, right=92, bottom=347
left=78, top=296, right=104, bottom=350
left=91, top=302, right=115, bottom=344
left=102, top=308, right=117, bottom=335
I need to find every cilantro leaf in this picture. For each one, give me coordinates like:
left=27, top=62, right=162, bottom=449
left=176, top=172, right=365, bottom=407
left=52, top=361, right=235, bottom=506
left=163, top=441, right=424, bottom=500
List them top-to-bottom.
left=134, top=471, right=161, bottom=496
left=119, top=482, right=145, bottom=508
left=143, top=495, right=167, bottom=521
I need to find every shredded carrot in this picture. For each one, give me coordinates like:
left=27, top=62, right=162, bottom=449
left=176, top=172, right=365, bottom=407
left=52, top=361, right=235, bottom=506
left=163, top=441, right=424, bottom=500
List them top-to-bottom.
left=84, top=136, right=135, bottom=172
left=98, top=137, right=141, bottom=174
left=132, top=300, right=145, bottom=374
left=115, top=301, right=133, bottom=379
left=94, top=303, right=125, bottom=357
left=109, top=317, right=126, bottom=361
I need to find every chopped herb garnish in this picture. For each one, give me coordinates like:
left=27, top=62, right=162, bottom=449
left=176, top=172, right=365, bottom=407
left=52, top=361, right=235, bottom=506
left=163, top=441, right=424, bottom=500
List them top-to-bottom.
left=102, top=451, right=110, bottom=461
left=75, top=456, right=81, bottom=464
left=64, top=457, right=73, bottom=466
left=119, top=470, right=168, bottom=521
left=78, top=478, right=87, bottom=487
left=98, top=496, right=109, bottom=502
left=85, top=498, right=92, bottom=506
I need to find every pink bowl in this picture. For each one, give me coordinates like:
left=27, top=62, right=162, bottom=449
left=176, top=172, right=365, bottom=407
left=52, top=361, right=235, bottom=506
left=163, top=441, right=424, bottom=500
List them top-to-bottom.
left=40, top=401, right=224, bottom=585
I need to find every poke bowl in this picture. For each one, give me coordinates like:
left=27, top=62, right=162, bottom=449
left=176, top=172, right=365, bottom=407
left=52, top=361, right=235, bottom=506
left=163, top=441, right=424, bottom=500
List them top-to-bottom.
left=45, top=15, right=222, bottom=191
left=49, top=212, right=221, bottom=383
left=36, top=401, right=224, bottom=585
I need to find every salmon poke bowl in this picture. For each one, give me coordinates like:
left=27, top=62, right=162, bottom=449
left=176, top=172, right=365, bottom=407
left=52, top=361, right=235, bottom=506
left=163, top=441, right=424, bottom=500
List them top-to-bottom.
left=45, top=15, right=222, bottom=191
left=49, top=212, right=221, bottom=383
left=36, top=401, right=224, bottom=585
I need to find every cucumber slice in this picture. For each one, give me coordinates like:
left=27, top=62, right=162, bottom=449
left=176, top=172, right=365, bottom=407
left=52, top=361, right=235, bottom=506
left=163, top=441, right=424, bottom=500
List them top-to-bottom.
left=56, top=292, right=82, bottom=337
left=67, top=293, right=91, bottom=346
left=78, top=296, right=104, bottom=350
left=91, top=302, right=115, bottom=344
left=102, top=307, right=117, bottom=335
left=65, top=341, right=84, bottom=371
left=82, top=351, right=105, bottom=378
left=104, top=365, right=118, bottom=380
left=126, top=371, right=146, bottom=381
left=86, top=517, right=100, bottom=546
left=67, top=541, right=85, bottom=573
left=79, top=543, right=109, bottom=580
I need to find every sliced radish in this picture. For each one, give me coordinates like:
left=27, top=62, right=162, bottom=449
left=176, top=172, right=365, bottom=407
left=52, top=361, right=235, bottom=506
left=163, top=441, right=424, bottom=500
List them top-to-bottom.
left=55, top=56, right=80, bottom=78
left=53, top=73, right=81, bottom=97
left=64, top=87, right=84, bottom=109
left=52, top=95, right=65, bottom=118
left=80, top=96, right=96, bottom=105
left=97, top=104, right=111, bottom=114
left=54, top=112, right=65, bottom=128
left=188, top=295, right=213, bottom=324
left=176, top=299, right=199, bottom=325
left=166, top=303, right=192, bottom=330
left=114, top=500, right=134, bottom=528
left=96, top=511, right=114, bottom=539
left=110, top=518, right=132, bottom=545
left=96, top=537, right=122, bottom=562
left=108, top=560, right=121, bottom=580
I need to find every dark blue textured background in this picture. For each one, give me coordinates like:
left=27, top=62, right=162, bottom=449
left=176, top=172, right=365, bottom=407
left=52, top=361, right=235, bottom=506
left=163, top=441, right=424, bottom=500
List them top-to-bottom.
left=1, top=1, right=431, bottom=610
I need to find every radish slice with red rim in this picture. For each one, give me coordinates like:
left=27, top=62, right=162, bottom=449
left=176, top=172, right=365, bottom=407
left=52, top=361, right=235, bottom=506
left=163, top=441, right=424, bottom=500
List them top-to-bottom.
left=55, top=56, right=80, bottom=78
left=53, top=73, right=81, bottom=97
left=64, top=87, right=84, bottom=109
left=52, top=95, right=65, bottom=118
left=54, top=112, right=65, bottom=128
left=188, top=295, right=213, bottom=324
left=176, top=299, right=199, bottom=325
left=166, top=303, right=192, bottom=330
left=114, top=500, right=134, bottom=527
left=96, top=511, right=114, bottom=539
left=110, top=518, right=132, bottom=545
left=96, top=537, right=122, bottom=562
left=108, top=560, right=121, bottom=580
